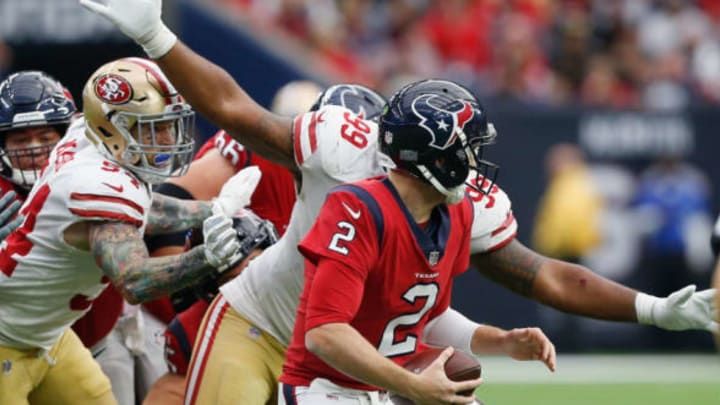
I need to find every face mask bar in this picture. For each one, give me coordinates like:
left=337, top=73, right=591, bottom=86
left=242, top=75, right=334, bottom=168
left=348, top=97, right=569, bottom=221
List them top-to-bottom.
left=465, top=123, right=499, bottom=196
left=0, top=143, right=57, bottom=189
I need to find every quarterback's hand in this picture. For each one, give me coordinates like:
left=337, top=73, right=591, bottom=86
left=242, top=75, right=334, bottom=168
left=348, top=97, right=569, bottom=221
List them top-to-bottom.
left=79, top=0, right=177, bottom=58
left=211, top=166, right=262, bottom=217
left=0, top=190, right=23, bottom=240
left=202, top=214, right=242, bottom=273
left=636, top=285, right=718, bottom=333
left=502, top=327, right=556, bottom=372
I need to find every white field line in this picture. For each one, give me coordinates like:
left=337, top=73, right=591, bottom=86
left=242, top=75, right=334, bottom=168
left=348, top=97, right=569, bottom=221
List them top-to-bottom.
left=476, top=354, right=720, bottom=384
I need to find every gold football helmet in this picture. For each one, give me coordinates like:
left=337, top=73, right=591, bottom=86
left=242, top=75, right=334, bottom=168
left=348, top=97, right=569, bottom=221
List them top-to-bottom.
left=83, top=57, right=195, bottom=184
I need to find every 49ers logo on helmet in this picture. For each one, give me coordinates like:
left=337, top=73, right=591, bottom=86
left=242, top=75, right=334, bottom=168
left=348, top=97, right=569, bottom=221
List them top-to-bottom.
left=94, top=74, right=133, bottom=105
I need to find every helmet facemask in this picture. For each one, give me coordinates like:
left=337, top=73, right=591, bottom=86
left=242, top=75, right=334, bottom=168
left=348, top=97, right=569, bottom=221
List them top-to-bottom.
left=108, top=104, right=195, bottom=184
left=0, top=142, right=57, bottom=189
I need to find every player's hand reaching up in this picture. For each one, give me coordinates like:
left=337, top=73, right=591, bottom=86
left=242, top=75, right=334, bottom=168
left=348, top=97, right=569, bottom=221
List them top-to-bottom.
left=80, top=0, right=177, bottom=58
left=211, top=166, right=262, bottom=217
left=0, top=190, right=23, bottom=240
left=501, top=327, right=556, bottom=372
left=408, top=347, right=482, bottom=405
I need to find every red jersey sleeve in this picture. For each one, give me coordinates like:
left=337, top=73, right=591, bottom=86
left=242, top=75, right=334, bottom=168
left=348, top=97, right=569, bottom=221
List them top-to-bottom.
left=197, top=130, right=251, bottom=171
left=297, top=189, right=381, bottom=329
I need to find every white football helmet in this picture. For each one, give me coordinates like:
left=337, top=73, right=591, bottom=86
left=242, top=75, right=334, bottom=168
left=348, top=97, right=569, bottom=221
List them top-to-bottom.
left=82, top=57, right=195, bottom=184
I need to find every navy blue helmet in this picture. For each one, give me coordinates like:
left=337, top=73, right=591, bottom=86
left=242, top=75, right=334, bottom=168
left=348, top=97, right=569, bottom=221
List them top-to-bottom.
left=0, top=70, right=75, bottom=134
left=0, top=71, right=76, bottom=188
left=378, top=79, right=497, bottom=203
left=311, top=84, right=387, bottom=120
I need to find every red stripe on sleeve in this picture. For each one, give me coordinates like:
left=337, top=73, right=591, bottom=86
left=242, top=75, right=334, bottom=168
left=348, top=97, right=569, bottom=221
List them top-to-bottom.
left=308, top=111, right=318, bottom=154
left=293, top=115, right=305, bottom=165
left=70, top=192, right=145, bottom=216
left=69, top=208, right=143, bottom=227
left=491, top=211, right=515, bottom=237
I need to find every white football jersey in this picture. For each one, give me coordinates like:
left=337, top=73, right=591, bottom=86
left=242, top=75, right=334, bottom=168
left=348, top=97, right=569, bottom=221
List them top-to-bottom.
left=221, top=105, right=518, bottom=346
left=221, top=106, right=387, bottom=345
left=0, top=118, right=152, bottom=350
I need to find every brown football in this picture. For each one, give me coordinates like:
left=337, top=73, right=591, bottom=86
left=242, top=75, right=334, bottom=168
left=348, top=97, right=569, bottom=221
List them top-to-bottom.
left=390, top=347, right=482, bottom=405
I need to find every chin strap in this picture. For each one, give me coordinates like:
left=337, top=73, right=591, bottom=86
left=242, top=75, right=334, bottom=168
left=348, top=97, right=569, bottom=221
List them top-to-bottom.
left=416, top=164, right=466, bottom=204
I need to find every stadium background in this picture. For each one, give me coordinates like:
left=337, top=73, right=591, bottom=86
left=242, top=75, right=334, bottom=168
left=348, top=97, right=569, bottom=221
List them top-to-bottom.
left=1, top=0, right=718, bottom=402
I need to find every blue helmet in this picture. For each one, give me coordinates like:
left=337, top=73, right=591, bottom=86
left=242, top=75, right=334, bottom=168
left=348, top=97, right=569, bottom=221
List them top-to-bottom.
left=0, top=70, right=76, bottom=133
left=0, top=71, right=76, bottom=188
left=378, top=79, right=497, bottom=203
left=311, top=84, right=387, bottom=120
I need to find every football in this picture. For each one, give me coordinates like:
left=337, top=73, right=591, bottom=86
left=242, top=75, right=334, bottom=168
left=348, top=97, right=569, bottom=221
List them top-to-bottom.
left=390, top=347, right=482, bottom=405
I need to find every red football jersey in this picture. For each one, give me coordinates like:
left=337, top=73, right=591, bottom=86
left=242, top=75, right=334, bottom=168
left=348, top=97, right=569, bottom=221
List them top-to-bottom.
left=197, top=130, right=296, bottom=235
left=281, top=176, right=473, bottom=390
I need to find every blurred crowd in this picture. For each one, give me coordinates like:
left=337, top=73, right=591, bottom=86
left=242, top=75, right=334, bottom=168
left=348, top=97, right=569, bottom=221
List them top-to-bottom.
left=220, top=0, right=720, bottom=111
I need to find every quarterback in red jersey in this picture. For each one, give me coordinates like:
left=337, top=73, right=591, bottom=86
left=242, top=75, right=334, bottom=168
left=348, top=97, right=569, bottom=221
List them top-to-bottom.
left=280, top=80, right=555, bottom=404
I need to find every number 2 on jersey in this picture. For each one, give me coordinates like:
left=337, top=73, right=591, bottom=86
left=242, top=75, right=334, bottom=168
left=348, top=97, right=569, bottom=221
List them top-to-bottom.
left=328, top=221, right=356, bottom=255
left=378, top=283, right=439, bottom=357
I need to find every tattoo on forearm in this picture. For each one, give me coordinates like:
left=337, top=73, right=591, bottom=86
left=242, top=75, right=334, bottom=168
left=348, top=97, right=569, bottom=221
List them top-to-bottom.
left=146, top=193, right=212, bottom=234
left=90, top=222, right=211, bottom=303
left=472, top=240, right=542, bottom=297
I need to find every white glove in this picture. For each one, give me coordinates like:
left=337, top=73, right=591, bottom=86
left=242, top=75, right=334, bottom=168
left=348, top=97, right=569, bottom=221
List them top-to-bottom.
left=79, top=0, right=177, bottom=59
left=211, top=166, right=262, bottom=217
left=0, top=190, right=22, bottom=240
left=203, top=214, right=242, bottom=273
left=635, top=285, right=718, bottom=333
left=118, top=302, right=146, bottom=356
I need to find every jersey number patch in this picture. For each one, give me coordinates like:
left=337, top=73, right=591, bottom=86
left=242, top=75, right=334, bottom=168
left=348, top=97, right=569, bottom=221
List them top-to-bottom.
left=340, top=112, right=371, bottom=148
left=328, top=221, right=355, bottom=255
left=378, top=283, right=439, bottom=357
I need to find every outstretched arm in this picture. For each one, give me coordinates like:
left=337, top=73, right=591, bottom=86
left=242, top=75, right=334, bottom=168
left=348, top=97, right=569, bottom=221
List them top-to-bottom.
left=81, top=0, right=296, bottom=170
left=156, top=43, right=294, bottom=168
left=91, top=214, right=242, bottom=304
left=90, top=221, right=212, bottom=304
left=472, top=239, right=717, bottom=333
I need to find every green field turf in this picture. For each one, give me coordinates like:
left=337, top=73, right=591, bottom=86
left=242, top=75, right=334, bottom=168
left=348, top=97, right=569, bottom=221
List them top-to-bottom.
left=470, top=354, right=719, bottom=405
left=476, top=383, right=720, bottom=405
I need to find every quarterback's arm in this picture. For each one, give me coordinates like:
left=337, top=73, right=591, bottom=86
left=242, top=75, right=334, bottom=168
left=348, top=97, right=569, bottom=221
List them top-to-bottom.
left=90, top=221, right=213, bottom=304
left=473, top=240, right=718, bottom=332
left=423, top=308, right=555, bottom=371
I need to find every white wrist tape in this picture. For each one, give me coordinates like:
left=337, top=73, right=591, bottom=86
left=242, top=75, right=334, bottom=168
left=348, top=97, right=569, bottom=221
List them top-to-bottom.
left=140, top=23, right=177, bottom=59
left=634, top=292, right=658, bottom=325
left=423, top=308, right=480, bottom=356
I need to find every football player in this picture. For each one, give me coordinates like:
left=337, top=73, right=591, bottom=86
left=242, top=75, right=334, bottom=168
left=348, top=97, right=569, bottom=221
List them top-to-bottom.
left=83, top=0, right=716, bottom=397
left=0, top=57, right=256, bottom=405
left=0, top=71, right=77, bottom=237
left=279, top=79, right=555, bottom=404
left=140, top=80, right=317, bottom=405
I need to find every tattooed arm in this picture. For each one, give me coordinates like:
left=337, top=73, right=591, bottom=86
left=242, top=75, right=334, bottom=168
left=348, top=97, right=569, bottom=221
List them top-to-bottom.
left=145, top=193, right=213, bottom=235
left=90, top=220, right=213, bottom=304
left=471, top=239, right=638, bottom=322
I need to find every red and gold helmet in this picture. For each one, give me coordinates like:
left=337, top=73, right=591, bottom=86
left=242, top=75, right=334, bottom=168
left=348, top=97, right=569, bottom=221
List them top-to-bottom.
left=82, top=57, right=195, bottom=184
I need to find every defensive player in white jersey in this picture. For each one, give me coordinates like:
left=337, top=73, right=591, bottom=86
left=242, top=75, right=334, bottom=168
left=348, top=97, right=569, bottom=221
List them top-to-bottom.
left=85, top=0, right=717, bottom=396
left=0, top=58, right=258, bottom=405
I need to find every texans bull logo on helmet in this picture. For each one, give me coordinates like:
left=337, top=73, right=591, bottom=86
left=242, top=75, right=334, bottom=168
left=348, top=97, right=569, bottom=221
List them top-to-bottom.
left=331, top=84, right=372, bottom=118
left=411, top=94, right=474, bottom=150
